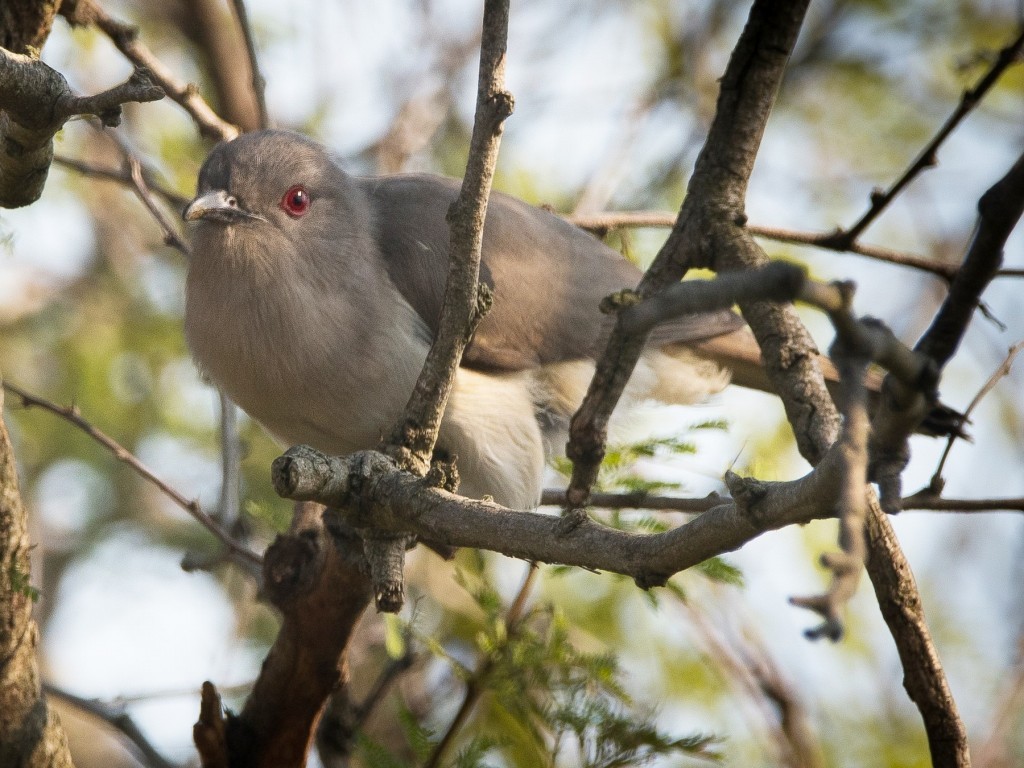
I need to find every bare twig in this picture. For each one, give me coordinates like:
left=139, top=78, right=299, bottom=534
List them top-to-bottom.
left=63, top=0, right=239, bottom=142
left=227, top=0, right=269, bottom=129
left=388, top=0, right=513, bottom=468
left=837, top=28, right=1024, bottom=246
left=120, top=139, right=190, bottom=255
left=871, top=148, right=1024, bottom=515
left=54, top=153, right=190, bottom=210
left=566, top=212, right=958, bottom=280
left=790, top=287, right=874, bottom=641
left=929, top=339, right=1024, bottom=488
left=0, top=380, right=261, bottom=571
left=541, top=488, right=1024, bottom=514
left=44, top=684, right=181, bottom=768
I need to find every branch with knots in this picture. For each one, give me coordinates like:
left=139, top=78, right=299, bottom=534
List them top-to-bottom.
left=0, top=49, right=162, bottom=208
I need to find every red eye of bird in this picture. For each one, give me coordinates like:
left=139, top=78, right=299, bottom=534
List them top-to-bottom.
left=281, top=185, right=311, bottom=217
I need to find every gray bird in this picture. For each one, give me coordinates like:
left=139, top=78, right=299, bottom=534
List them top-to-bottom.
left=183, top=130, right=760, bottom=510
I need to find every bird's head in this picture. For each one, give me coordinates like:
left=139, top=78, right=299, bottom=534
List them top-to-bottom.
left=184, top=130, right=362, bottom=257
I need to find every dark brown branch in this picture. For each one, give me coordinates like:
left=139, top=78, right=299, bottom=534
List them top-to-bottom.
left=63, top=0, right=239, bottom=141
left=565, top=0, right=818, bottom=513
left=837, top=28, right=1024, bottom=246
left=0, top=49, right=162, bottom=208
left=871, top=148, right=1024, bottom=515
left=918, top=150, right=1024, bottom=367
left=566, top=212, right=958, bottom=280
left=1, top=380, right=261, bottom=572
left=864, top=495, right=970, bottom=767
left=195, top=504, right=373, bottom=768
left=315, top=647, right=418, bottom=766
left=44, top=684, right=180, bottom=768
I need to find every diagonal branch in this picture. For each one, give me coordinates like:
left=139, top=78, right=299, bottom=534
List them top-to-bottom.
left=62, top=0, right=239, bottom=142
left=565, top=0, right=818, bottom=513
left=836, top=28, right=1024, bottom=246
left=0, top=380, right=261, bottom=572
left=44, top=684, right=181, bottom=768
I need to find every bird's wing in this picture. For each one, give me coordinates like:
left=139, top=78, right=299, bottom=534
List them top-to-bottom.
left=359, top=174, right=743, bottom=372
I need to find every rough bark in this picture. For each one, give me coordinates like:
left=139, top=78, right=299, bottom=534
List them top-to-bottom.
left=0, top=389, right=75, bottom=767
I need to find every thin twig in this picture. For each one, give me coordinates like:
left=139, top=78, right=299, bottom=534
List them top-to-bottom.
left=228, top=0, right=269, bottom=129
left=838, top=28, right=1024, bottom=245
left=114, top=136, right=190, bottom=255
left=54, top=153, right=190, bottom=210
left=566, top=212, right=958, bottom=280
left=929, top=339, right=1024, bottom=488
left=1, top=380, right=262, bottom=570
left=542, top=489, right=1024, bottom=514
left=422, top=563, right=538, bottom=768
left=44, top=684, right=181, bottom=768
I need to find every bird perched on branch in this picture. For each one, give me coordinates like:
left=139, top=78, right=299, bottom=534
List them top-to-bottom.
left=181, top=130, right=844, bottom=509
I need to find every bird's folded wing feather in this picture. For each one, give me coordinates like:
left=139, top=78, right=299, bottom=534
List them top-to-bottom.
left=360, top=174, right=743, bottom=372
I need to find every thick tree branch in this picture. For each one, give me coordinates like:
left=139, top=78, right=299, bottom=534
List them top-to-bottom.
left=565, top=0, right=821, bottom=518
left=0, top=50, right=162, bottom=208
left=0, top=389, right=74, bottom=767
left=271, top=445, right=845, bottom=587
left=864, top=496, right=970, bottom=767
left=194, top=504, right=373, bottom=768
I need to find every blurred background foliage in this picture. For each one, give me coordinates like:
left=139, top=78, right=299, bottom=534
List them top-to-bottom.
left=1, top=0, right=1023, bottom=766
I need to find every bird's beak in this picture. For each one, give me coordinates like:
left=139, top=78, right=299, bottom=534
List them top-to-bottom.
left=184, top=189, right=254, bottom=224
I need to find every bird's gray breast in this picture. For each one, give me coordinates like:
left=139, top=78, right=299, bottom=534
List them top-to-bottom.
left=184, top=226, right=431, bottom=455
